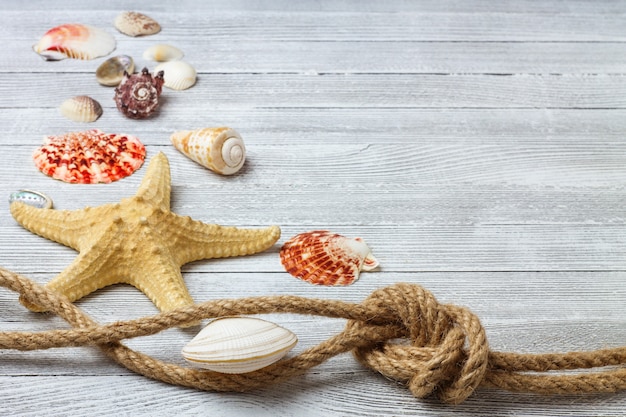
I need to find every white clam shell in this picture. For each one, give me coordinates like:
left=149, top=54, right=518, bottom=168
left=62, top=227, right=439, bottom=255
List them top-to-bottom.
left=142, top=44, right=184, bottom=62
left=154, top=60, right=197, bottom=90
left=59, top=96, right=103, bottom=122
left=170, top=127, right=246, bottom=175
left=182, top=317, right=298, bottom=374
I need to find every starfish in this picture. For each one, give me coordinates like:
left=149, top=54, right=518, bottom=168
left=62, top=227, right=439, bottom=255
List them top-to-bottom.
left=10, top=152, right=281, bottom=313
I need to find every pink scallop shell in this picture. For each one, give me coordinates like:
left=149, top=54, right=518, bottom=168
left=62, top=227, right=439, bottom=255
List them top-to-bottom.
left=33, top=24, right=116, bottom=61
left=33, top=129, right=146, bottom=184
left=280, top=230, right=379, bottom=286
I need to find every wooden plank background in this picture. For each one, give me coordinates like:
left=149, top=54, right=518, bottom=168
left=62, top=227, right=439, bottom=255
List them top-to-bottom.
left=0, top=0, right=624, bottom=415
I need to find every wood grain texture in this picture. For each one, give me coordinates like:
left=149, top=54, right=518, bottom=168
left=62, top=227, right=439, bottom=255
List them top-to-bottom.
left=0, top=0, right=625, bottom=415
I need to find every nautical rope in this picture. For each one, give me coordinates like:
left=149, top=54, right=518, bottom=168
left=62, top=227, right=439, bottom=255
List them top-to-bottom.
left=0, top=267, right=624, bottom=405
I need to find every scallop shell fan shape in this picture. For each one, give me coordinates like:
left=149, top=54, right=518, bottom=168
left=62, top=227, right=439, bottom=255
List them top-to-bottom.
left=33, top=24, right=116, bottom=61
left=33, top=129, right=146, bottom=184
left=280, top=230, right=379, bottom=286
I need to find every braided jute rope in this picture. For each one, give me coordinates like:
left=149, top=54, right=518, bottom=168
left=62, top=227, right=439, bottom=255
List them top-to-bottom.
left=0, top=267, right=624, bottom=405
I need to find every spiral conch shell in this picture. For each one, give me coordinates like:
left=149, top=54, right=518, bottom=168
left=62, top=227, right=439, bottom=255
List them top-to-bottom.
left=114, top=67, right=164, bottom=119
left=170, top=127, right=246, bottom=175
left=182, top=317, right=297, bottom=374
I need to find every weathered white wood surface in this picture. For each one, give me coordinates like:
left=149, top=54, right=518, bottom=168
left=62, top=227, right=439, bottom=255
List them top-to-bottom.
left=0, top=1, right=625, bottom=415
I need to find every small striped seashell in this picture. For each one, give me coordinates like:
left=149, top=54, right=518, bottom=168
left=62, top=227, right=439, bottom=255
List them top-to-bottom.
left=114, top=11, right=161, bottom=37
left=33, top=24, right=116, bottom=61
left=142, top=44, right=184, bottom=62
left=96, top=55, right=135, bottom=86
left=154, top=60, right=197, bottom=90
left=59, top=96, right=103, bottom=123
left=170, top=127, right=245, bottom=175
left=32, top=129, right=146, bottom=184
left=9, top=190, right=53, bottom=209
left=280, top=230, right=379, bottom=286
left=182, top=317, right=298, bottom=374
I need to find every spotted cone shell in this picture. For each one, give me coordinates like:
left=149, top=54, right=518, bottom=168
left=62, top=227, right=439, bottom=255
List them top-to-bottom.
left=114, top=67, right=164, bottom=119
left=170, top=127, right=246, bottom=175
left=280, top=230, right=379, bottom=286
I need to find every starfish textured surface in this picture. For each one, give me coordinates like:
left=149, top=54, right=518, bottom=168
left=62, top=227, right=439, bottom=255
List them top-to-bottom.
left=10, top=152, right=281, bottom=313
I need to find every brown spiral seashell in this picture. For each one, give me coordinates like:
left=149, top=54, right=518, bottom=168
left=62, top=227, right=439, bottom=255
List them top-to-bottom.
left=113, top=67, right=164, bottom=119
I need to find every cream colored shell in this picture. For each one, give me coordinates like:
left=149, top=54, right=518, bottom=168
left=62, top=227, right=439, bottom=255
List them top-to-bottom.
left=114, top=11, right=161, bottom=37
left=142, top=44, right=183, bottom=62
left=154, top=60, right=196, bottom=90
left=59, top=96, right=103, bottom=122
left=170, top=127, right=246, bottom=175
left=182, top=317, right=298, bottom=373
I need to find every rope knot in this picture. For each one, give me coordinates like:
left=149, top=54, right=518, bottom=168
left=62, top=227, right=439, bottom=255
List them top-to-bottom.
left=348, top=283, right=489, bottom=404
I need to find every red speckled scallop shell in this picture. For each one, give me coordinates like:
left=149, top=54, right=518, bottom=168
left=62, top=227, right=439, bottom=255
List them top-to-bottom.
left=33, top=129, right=146, bottom=184
left=280, top=230, right=379, bottom=286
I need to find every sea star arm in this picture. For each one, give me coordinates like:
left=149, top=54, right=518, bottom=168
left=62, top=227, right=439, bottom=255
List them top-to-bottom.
left=134, top=152, right=171, bottom=211
left=10, top=201, right=113, bottom=251
left=163, top=214, right=281, bottom=266
left=19, top=226, right=124, bottom=312
left=127, top=250, right=195, bottom=313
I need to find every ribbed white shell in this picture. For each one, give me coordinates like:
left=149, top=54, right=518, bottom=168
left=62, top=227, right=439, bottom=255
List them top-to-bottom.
left=154, top=60, right=196, bottom=90
left=59, top=96, right=103, bottom=122
left=182, top=317, right=297, bottom=374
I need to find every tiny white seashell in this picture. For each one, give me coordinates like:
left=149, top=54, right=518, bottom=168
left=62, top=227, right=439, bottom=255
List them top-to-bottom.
left=114, top=11, right=161, bottom=37
left=142, top=44, right=184, bottom=62
left=154, top=60, right=197, bottom=90
left=59, top=96, right=103, bottom=122
left=170, top=127, right=246, bottom=175
left=9, top=190, right=53, bottom=209
left=182, top=317, right=298, bottom=374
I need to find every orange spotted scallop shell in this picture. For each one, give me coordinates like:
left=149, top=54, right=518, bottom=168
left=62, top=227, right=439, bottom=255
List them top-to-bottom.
left=32, top=129, right=146, bottom=184
left=280, top=230, right=379, bottom=286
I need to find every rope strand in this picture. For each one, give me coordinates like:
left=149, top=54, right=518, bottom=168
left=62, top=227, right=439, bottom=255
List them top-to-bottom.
left=0, top=267, right=624, bottom=404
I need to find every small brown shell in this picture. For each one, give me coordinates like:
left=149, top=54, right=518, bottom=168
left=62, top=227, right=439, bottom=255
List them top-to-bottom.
left=114, top=11, right=161, bottom=37
left=96, top=55, right=135, bottom=86
left=113, top=67, right=164, bottom=119
left=59, top=96, right=102, bottom=123
left=280, top=230, right=379, bottom=286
